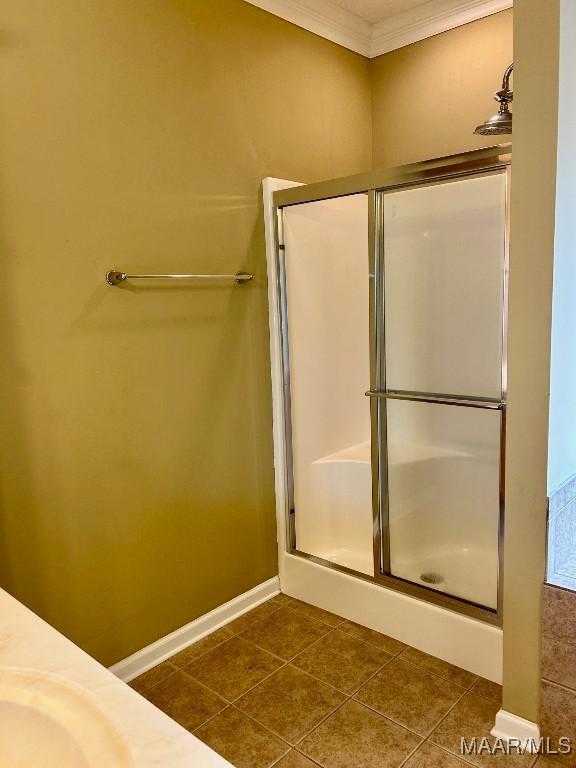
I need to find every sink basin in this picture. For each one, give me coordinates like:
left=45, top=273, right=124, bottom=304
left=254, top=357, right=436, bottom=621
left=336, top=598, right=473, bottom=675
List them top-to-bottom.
left=0, top=668, right=132, bottom=767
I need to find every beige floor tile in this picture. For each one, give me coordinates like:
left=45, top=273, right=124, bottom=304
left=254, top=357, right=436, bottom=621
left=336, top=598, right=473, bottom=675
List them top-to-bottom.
left=542, top=585, right=576, bottom=642
left=271, top=594, right=298, bottom=608
left=271, top=594, right=344, bottom=627
left=287, top=599, right=346, bottom=628
left=227, top=600, right=283, bottom=635
left=240, top=607, right=332, bottom=661
left=338, top=620, right=406, bottom=656
left=169, top=628, right=232, bottom=669
left=292, top=629, right=390, bottom=694
left=542, top=634, right=576, bottom=690
left=185, top=635, right=283, bottom=701
left=400, top=647, right=477, bottom=689
left=354, top=658, right=464, bottom=736
left=129, top=660, right=177, bottom=695
left=236, top=665, right=345, bottom=745
left=145, top=669, right=226, bottom=731
left=469, top=678, right=503, bottom=705
left=540, top=681, right=576, bottom=766
left=430, top=692, right=535, bottom=767
left=298, top=699, right=421, bottom=768
left=195, top=706, right=289, bottom=768
left=403, top=742, right=472, bottom=767
left=273, top=751, right=320, bottom=767
left=533, top=756, right=573, bottom=767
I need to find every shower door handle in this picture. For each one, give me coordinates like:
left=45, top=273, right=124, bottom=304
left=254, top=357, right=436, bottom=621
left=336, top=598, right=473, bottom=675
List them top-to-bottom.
left=365, top=390, right=505, bottom=410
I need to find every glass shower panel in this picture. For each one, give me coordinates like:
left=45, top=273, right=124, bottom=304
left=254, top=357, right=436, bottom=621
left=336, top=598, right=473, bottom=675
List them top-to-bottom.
left=380, top=170, right=507, bottom=611
left=383, top=173, right=507, bottom=399
left=282, top=194, right=373, bottom=575
left=386, top=399, right=501, bottom=609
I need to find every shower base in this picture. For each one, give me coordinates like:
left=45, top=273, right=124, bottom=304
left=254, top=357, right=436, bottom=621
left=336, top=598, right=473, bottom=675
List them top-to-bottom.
left=306, top=543, right=497, bottom=610
left=391, top=544, right=498, bottom=610
left=310, top=547, right=374, bottom=576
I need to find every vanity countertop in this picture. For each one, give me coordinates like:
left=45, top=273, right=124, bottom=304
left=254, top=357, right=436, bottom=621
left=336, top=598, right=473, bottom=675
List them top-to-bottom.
left=0, top=587, right=233, bottom=767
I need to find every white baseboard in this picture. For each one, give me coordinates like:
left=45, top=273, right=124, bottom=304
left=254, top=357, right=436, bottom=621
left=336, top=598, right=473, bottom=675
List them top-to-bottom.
left=109, top=576, right=280, bottom=682
left=491, top=709, right=541, bottom=750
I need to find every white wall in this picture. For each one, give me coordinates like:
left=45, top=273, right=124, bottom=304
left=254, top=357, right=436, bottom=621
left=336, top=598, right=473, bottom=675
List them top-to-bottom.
left=548, top=0, right=576, bottom=494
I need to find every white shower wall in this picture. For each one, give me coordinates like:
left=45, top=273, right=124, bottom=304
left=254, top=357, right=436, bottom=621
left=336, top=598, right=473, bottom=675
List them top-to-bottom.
left=283, top=194, right=373, bottom=575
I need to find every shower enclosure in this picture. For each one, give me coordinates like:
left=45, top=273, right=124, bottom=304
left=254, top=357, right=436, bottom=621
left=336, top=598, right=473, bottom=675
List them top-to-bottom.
left=268, top=146, right=510, bottom=626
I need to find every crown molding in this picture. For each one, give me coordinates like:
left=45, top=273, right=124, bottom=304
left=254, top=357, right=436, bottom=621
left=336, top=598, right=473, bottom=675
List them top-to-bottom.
left=243, top=0, right=512, bottom=59
left=244, top=0, right=372, bottom=56
left=370, top=0, right=513, bottom=57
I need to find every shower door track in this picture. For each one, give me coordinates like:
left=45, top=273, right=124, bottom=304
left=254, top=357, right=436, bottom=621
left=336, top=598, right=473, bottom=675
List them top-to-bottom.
left=273, top=145, right=511, bottom=627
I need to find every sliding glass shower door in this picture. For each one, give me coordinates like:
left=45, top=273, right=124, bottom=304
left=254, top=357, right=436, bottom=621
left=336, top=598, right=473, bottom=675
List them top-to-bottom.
left=275, top=148, right=510, bottom=621
left=373, top=171, right=507, bottom=611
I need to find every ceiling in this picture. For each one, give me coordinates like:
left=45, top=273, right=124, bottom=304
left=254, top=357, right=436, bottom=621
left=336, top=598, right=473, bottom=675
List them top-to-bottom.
left=243, top=0, right=513, bottom=58
left=332, top=0, right=434, bottom=25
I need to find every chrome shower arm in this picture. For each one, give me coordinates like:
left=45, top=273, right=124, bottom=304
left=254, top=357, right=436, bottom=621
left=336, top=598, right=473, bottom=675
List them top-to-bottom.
left=474, top=62, right=513, bottom=135
left=496, top=63, right=513, bottom=105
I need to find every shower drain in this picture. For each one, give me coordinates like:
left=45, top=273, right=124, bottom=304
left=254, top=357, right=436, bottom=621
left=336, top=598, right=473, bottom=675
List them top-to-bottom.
left=420, top=572, right=444, bottom=585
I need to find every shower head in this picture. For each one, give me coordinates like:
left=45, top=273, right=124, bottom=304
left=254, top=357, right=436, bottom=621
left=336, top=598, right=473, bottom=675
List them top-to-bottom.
left=474, top=63, right=513, bottom=136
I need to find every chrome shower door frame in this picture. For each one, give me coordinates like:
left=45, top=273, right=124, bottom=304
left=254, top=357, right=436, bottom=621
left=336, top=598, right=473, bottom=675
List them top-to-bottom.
left=273, top=145, right=511, bottom=626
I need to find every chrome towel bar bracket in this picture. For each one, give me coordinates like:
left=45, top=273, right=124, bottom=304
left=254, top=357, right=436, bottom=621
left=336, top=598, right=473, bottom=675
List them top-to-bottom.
left=106, top=270, right=254, bottom=286
left=365, top=390, right=505, bottom=410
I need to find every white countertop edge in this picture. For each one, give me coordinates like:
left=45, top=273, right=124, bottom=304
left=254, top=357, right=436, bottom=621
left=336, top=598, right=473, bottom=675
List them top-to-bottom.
left=0, top=588, right=233, bottom=767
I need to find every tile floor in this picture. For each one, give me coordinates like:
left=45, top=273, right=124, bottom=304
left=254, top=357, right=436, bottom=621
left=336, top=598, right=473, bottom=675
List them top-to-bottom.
left=129, top=593, right=543, bottom=768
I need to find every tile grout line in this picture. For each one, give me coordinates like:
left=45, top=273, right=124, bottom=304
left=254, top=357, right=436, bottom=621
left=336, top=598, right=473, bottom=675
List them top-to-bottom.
left=137, top=595, right=503, bottom=768
left=271, top=595, right=349, bottom=628
left=266, top=604, right=343, bottom=633
left=226, top=608, right=283, bottom=636
left=338, top=624, right=408, bottom=657
left=329, top=625, right=406, bottom=659
left=182, top=626, right=348, bottom=734
left=280, top=626, right=398, bottom=698
left=289, top=626, right=339, bottom=661
left=224, top=628, right=404, bottom=751
left=170, top=630, right=234, bottom=668
left=234, top=635, right=296, bottom=664
left=395, top=646, right=481, bottom=691
left=181, top=650, right=291, bottom=708
left=238, top=651, right=406, bottom=753
left=347, top=652, right=397, bottom=697
left=377, top=652, right=479, bottom=694
left=346, top=654, right=487, bottom=742
left=230, top=659, right=291, bottom=704
left=129, top=662, right=179, bottom=697
left=541, top=676, right=576, bottom=695
left=419, top=683, right=474, bottom=761
left=230, top=694, right=339, bottom=755
left=294, top=697, right=352, bottom=752
left=192, top=700, right=294, bottom=761
left=228, top=701, right=293, bottom=752
left=192, top=704, right=229, bottom=735
left=219, top=705, right=293, bottom=768
left=397, top=738, right=425, bottom=768
left=414, top=739, right=479, bottom=768
left=270, top=748, right=325, bottom=768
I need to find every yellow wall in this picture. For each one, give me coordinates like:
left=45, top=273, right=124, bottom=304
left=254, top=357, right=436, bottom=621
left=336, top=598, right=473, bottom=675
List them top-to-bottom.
left=0, top=0, right=371, bottom=665
left=0, top=0, right=516, bottom=669
left=503, top=0, right=560, bottom=721
left=371, top=9, right=513, bottom=168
